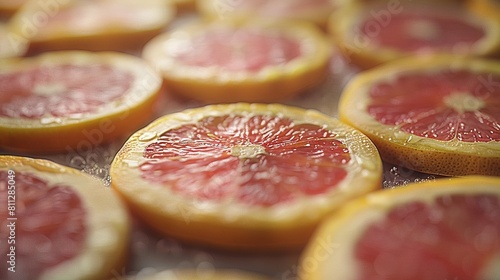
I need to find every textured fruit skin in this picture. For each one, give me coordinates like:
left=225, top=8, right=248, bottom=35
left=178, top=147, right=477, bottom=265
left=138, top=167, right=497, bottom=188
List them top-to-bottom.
left=143, top=20, right=331, bottom=103
left=0, top=51, right=163, bottom=154
left=339, top=55, right=500, bottom=176
left=162, top=61, right=329, bottom=104
left=111, top=103, right=382, bottom=252
left=358, top=130, right=500, bottom=176
left=299, top=176, right=500, bottom=280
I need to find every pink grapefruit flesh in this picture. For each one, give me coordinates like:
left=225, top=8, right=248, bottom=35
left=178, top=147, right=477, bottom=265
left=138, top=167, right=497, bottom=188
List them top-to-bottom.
left=361, top=11, right=485, bottom=52
left=173, top=29, right=302, bottom=72
left=0, top=64, right=132, bottom=119
left=367, top=70, right=500, bottom=142
left=140, top=115, right=351, bottom=207
left=0, top=171, right=86, bottom=278
left=355, top=193, right=500, bottom=280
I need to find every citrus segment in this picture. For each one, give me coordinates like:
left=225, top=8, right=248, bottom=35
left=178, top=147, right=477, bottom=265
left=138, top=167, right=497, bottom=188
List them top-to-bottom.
left=10, top=0, right=175, bottom=54
left=197, top=0, right=336, bottom=28
left=331, top=2, right=500, bottom=68
left=142, top=20, right=330, bottom=103
left=0, top=51, right=162, bottom=153
left=339, top=55, right=500, bottom=176
left=111, top=104, right=382, bottom=251
left=0, top=155, right=130, bottom=280
left=299, top=176, right=500, bottom=280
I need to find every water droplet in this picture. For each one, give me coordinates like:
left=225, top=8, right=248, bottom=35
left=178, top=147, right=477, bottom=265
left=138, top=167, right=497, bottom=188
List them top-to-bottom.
left=139, top=131, right=158, bottom=142
left=69, top=156, right=86, bottom=168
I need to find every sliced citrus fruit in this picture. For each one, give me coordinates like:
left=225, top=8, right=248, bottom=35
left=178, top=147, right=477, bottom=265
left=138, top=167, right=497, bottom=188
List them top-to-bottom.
left=9, top=0, right=175, bottom=54
left=197, top=0, right=336, bottom=28
left=330, top=1, right=500, bottom=68
left=142, top=20, right=330, bottom=103
left=0, top=23, right=27, bottom=58
left=0, top=51, right=162, bottom=153
left=339, top=55, right=500, bottom=176
left=110, top=103, right=382, bottom=251
left=0, top=155, right=130, bottom=280
left=299, top=176, right=500, bottom=280
left=133, top=269, right=271, bottom=280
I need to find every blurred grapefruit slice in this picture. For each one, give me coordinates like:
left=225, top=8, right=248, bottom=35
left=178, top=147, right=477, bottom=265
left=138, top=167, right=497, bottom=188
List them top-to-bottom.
left=9, top=0, right=175, bottom=54
left=197, top=0, right=336, bottom=28
left=330, top=1, right=500, bottom=68
left=142, top=20, right=330, bottom=103
left=0, top=51, right=162, bottom=153
left=339, top=55, right=500, bottom=176
left=110, top=103, right=382, bottom=251
left=0, top=155, right=130, bottom=280
left=299, top=176, right=500, bottom=280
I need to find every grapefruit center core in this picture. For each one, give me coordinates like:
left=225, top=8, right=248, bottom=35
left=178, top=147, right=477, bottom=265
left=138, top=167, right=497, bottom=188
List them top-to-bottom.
left=444, top=92, right=485, bottom=114
left=231, top=144, right=267, bottom=159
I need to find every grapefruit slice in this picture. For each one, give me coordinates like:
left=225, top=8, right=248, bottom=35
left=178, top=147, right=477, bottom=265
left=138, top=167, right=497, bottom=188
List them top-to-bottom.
left=9, top=0, right=175, bottom=54
left=197, top=0, right=336, bottom=28
left=330, top=1, right=500, bottom=68
left=142, top=20, right=330, bottom=103
left=0, top=51, right=163, bottom=153
left=339, top=55, right=500, bottom=176
left=110, top=103, right=382, bottom=251
left=0, top=155, right=130, bottom=280
left=299, top=176, right=500, bottom=280
left=132, top=269, right=271, bottom=280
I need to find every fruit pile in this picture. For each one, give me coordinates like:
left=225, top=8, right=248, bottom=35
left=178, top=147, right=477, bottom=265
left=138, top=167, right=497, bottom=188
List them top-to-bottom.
left=0, top=0, right=499, bottom=279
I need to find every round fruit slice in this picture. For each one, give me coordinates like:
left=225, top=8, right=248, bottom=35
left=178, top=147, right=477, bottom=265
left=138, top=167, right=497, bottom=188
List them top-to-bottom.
left=9, top=0, right=175, bottom=54
left=197, top=0, right=336, bottom=28
left=330, top=1, right=500, bottom=68
left=142, top=20, right=330, bottom=103
left=0, top=51, right=162, bottom=153
left=339, top=55, right=500, bottom=176
left=110, top=103, right=382, bottom=251
left=0, top=155, right=130, bottom=280
left=299, top=176, right=500, bottom=280
left=132, top=269, right=271, bottom=280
